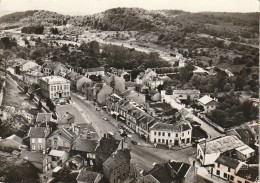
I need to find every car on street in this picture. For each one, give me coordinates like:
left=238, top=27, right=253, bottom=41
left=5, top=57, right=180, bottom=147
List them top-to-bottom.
left=96, top=107, right=101, bottom=111
left=103, top=117, right=108, bottom=121
left=131, top=140, right=138, bottom=145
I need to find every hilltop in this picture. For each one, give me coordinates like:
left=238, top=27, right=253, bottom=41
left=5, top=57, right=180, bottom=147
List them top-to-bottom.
left=0, top=8, right=258, bottom=40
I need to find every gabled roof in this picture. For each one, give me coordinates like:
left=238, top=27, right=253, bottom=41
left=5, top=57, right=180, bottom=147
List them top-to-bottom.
left=42, top=61, right=67, bottom=72
left=173, top=89, right=200, bottom=95
left=198, top=95, right=218, bottom=105
left=57, top=112, right=75, bottom=125
left=36, top=113, right=52, bottom=123
left=150, top=122, right=181, bottom=132
left=28, top=127, right=47, bottom=138
left=49, top=127, right=75, bottom=143
left=235, top=129, right=252, bottom=139
left=6, top=134, right=23, bottom=144
left=199, top=135, right=245, bottom=154
left=72, top=137, right=98, bottom=153
left=95, top=137, right=120, bottom=156
left=103, top=149, right=131, bottom=171
left=19, top=150, right=47, bottom=163
left=49, top=150, right=68, bottom=157
left=215, top=155, right=240, bottom=169
left=149, top=161, right=191, bottom=183
left=76, top=169, right=102, bottom=183
left=136, top=175, right=159, bottom=183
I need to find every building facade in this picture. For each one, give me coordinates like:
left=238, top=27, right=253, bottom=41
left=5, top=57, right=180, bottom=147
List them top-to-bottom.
left=39, top=76, right=70, bottom=100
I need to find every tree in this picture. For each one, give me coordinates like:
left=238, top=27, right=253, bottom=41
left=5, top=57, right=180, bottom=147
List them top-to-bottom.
left=179, top=63, right=194, bottom=82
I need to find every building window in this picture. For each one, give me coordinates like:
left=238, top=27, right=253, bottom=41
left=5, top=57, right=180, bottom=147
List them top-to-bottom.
left=188, top=131, right=190, bottom=135
left=154, top=132, right=156, bottom=136
left=158, top=132, right=161, bottom=136
left=162, top=132, right=165, bottom=136
left=168, top=133, right=171, bottom=137
left=182, top=133, right=184, bottom=137
left=176, top=134, right=178, bottom=137
left=38, top=138, right=42, bottom=143
left=154, top=139, right=156, bottom=143
left=158, top=139, right=161, bottom=143
left=162, top=139, right=165, bottom=143
left=170, top=140, right=172, bottom=142
left=32, top=144, right=35, bottom=150
left=39, top=145, right=42, bottom=150
left=217, top=163, right=220, bottom=168
left=228, top=167, right=230, bottom=172
left=216, top=170, right=220, bottom=175
left=123, top=172, right=126, bottom=177
left=223, top=173, right=227, bottom=178
left=230, top=176, right=234, bottom=181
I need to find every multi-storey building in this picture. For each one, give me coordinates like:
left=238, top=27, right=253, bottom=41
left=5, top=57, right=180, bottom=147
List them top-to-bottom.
left=39, top=76, right=70, bottom=100
left=149, top=120, right=192, bottom=147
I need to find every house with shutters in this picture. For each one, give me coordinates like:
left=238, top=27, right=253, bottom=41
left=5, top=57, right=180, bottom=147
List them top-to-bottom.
left=149, top=120, right=192, bottom=147
left=28, top=126, right=50, bottom=153
left=103, top=149, right=131, bottom=183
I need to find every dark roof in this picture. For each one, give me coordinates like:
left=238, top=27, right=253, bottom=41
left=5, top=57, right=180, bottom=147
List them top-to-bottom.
left=85, top=67, right=105, bottom=72
left=57, top=112, right=75, bottom=125
left=36, top=113, right=52, bottom=123
left=150, top=122, right=181, bottom=132
left=28, top=127, right=47, bottom=138
left=49, top=128, right=75, bottom=143
left=235, top=129, right=252, bottom=139
left=72, top=137, right=98, bottom=153
left=95, top=138, right=120, bottom=156
left=103, top=149, right=131, bottom=171
left=19, top=150, right=47, bottom=163
left=215, top=155, right=240, bottom=169
left=149, top=161, right=191, bottom=183
left=236, top=165, right=259, bottom=182
left=76, top=169, right=101, bottom=183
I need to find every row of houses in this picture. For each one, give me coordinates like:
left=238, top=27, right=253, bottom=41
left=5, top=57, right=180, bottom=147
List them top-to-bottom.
left=106, top=93, right=193, bottom=147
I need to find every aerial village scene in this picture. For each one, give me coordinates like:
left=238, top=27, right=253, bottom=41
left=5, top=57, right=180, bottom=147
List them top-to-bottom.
left=0, top=0, right=258, bottom=183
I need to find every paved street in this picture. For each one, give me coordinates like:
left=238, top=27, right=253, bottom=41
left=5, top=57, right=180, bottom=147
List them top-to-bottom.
left=70, top=93, right=197, bottom=172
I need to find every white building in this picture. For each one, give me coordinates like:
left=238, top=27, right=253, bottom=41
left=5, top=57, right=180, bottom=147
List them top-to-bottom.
left=84, top=67, right=105, bottom=77
left=23, top=71, right=45, bottom=85
left=39, top=76, right=70, bottom=100
left=172, top=89, right=200, bottom=101
left=198, top=95, right=219, bottom=113
left=149, top=120, right=192, bottom=147
left=197, top=135, right=255, bottom=166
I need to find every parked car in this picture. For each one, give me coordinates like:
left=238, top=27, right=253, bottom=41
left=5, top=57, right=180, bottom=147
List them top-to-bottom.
left=96, top=107, right=101, bottom=111
left=103, top=117, right=108, bottom=121
left=131, top=140, right=137, bottom=145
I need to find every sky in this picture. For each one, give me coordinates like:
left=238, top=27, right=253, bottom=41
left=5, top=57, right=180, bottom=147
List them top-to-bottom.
left=0, top=0, right=259, bottom=15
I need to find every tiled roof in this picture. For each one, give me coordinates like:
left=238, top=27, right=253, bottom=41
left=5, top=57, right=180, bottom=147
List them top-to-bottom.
left=85, top=67, right=105, bottom=72
left=198, top=95, right=218, bottom=105
left=57, top=112, right=75, bottom=125
left=36, top=113, right=52, bottom=123
left=150, top=122, right=181, bottom=132
left=28, top=127, right=47, bottom=138
left=49, top=128, right=75, bottom=143
left=235, top=129, right=252, bottom=139
left=6, top=134, right=23, bottom=144
left=199, top=135, right=245, bottom=154
left=72, top=137, right=98, bottom=153
left=95, top=138, right=120, bottom=155
left=103, top=149, right=131, bottom=171
left=19, top=150, right=46, bottom=163
left=49, top=150, right=67, bottom=157
left=215, top=155, right=240, bottom=169
left=149, top=161, right=191, bottom=183
left=236, top=165, right=259, bottom=182
left=77, top=169, right=102, bottom=183
left=135, top=175, right=159, bottom=183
